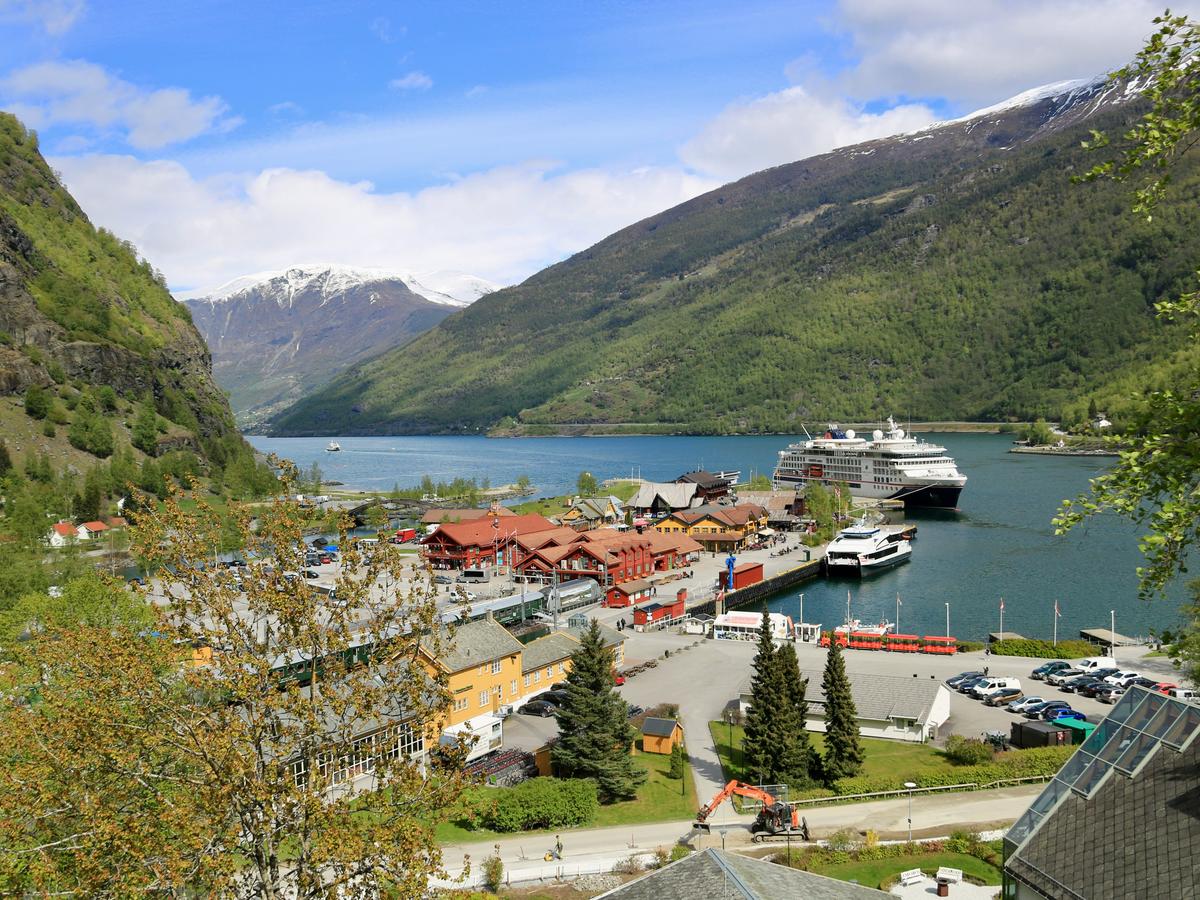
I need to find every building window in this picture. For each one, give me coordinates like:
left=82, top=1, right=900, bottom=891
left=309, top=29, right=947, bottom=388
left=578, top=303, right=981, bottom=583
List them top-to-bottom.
left=490, top=660, right=502, bottom=675
left=559, top=663, right=566, bottom=674
left=546, top=666, right=553, bottom=679
left=533, top=671, right=540, bottom=683
left=524, top=673, right=531, bottom=687
left=511, top=679, right=518, bottom=694
left=496, top=684, right=503, bottom=699
left=479, top=690, right=489, bottom=707
left=454, top=696, right=469, bottom=712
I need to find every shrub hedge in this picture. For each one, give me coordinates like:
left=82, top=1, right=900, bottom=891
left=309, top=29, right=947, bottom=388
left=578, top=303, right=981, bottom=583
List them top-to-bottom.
left=990, top=638, right=1099, bottom=659
left=945, top=735, right=996, bottom=766
left=829, top=745, right=1073, bottom=796
left=482, top=777, right=598, bottom=832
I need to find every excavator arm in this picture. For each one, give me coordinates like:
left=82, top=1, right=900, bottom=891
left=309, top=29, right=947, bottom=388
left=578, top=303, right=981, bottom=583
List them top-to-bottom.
left=694, top=780, right=782, bottom=830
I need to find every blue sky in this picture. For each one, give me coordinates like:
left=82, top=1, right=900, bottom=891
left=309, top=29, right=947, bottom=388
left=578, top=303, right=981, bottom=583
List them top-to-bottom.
left=0, top=0, right=1187, bottom=294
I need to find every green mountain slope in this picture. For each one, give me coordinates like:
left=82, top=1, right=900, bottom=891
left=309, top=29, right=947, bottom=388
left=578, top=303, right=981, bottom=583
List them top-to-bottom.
left=273, top=85, right=1200, bottom=436
left=0, top=113, right=245, bottom=470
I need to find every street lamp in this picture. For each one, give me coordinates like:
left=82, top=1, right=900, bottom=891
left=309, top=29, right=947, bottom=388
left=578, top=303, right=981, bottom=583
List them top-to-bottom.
left=1111, top=609, right=1117, bottom=661
left=904, top=781, right=917, bottom=843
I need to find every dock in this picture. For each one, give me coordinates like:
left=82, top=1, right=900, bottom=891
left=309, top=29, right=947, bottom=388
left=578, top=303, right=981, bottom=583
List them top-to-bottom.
left=1080, top=627, right=1142, bottom=647
left=988, top=632, right=1026, bottom=643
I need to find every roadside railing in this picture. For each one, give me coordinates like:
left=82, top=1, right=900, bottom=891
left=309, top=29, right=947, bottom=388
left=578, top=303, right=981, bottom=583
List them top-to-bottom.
left=789, top=774, right=1054, bottom=806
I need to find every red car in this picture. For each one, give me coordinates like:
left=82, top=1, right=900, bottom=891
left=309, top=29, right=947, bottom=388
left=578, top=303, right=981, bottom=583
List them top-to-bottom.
left=614, top=674, right=626, bottom=686
left=1155, top=682, right=1178, bottom=694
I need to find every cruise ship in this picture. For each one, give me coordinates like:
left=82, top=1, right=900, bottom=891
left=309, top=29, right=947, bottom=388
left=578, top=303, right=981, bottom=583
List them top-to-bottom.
left=773, top=417, right=967, bottom=508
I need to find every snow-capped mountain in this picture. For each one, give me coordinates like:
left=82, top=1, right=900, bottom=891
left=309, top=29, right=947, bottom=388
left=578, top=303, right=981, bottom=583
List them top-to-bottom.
left=190, top=264, right=497, bottom=308
left=185, top=265, right=495, bottom=429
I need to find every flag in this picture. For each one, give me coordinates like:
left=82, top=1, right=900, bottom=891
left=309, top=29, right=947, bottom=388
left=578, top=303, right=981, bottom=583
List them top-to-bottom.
left=897, top=596, right=903, bottom=606
left=999, top=597, right=1005, bottom=611
left=1054, top=600, right=1061, bottom=618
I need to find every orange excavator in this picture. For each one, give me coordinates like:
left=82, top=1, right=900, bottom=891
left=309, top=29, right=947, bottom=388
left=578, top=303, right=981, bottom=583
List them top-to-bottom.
left=694, top=780, right=810, bottom=842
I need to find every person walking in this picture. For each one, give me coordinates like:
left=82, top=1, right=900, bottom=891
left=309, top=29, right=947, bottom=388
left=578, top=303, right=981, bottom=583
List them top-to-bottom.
left=555, top=835, right=563, bottom=860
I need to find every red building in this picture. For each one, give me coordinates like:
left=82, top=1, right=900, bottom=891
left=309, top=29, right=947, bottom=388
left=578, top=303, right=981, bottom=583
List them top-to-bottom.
left=420, top=513, right=556, bottom=569
left=719, top=561, right=764, bottom=591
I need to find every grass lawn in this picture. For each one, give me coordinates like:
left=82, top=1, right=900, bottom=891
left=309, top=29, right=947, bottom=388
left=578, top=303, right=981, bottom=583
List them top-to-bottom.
left=510, top=482, right=641, bottom=518
left=708, top=720, right=948, bottom=795
left=436, top=743, right=697, bottom=844
left=816, top=850, right=1002, bottom=889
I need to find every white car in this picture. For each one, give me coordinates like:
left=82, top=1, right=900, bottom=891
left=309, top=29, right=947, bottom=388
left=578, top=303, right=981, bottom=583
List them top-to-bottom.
left=1047, top=668, right=1084, bottom=686
left=1103, top=671, right=1141, bottom=686
left=1008, top=696, right=1045, bottom=713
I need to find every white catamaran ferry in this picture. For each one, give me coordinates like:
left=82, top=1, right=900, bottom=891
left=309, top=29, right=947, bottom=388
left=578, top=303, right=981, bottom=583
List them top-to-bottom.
left=773, top=417, right=967, bottom=508
left=824, top=519, right=913, bottom=575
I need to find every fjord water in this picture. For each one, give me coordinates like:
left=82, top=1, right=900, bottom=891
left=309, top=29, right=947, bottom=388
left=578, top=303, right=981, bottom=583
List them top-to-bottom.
left=248, top=433, right=1184, bottom=642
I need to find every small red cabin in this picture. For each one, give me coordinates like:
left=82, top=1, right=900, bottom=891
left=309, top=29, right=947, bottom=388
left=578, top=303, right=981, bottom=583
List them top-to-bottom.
left=720, top=562, right=764, bottom=591
left=633, top=596, right=685, bottom=627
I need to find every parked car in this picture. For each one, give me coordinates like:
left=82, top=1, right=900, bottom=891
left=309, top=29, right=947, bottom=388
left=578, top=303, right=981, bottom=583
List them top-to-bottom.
left=301, top=569, right=320, bottom=579
left=433, top=574, right=454, bottom=584
left=1031, top=661, right=1072, bottom=680
left=1047, top=667, right=1085, bottom=686
left=947, top=671, right=984, bottom=688
left=1103, top=671, right=1143, bottom=687
left=613, top=674, right=626, bottom=686
left=1060, top=675, right=1101, bottom=694
left=956, top=676, right=988, bottom=694
left=972, top=677, right=1021, bottom=699
left=1130, top=677, right=1159, bottom=690
left=1078, top=680, right=1113, bottom=698
left=550, top=682, right=569, bottom=691
left=1154, top=682, right=1179, bottom=694
left=1095, top=685, right=1125, bottom=704
left=987, top=688, right=1024, bottom=707
left=1167, top=688, right=1197, bottom=700
left=541, top=690, right=570, bottom=707
left=1009, top=696, right=1046, bottom=713
left=1024, top=700, right=1071, bottom=719
left=519, top=701, right=556, bottom=717
left=626, top=704, right=644, bottom=719
left=1039, top=704, right=1078, bottom=721
left=1050, top=709, right=1088, bottom=722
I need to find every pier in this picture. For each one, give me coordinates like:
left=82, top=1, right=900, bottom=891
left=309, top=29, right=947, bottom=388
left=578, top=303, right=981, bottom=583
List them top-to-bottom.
left=686, top=558, right=821, bottom=617
left=1080, top=627, right=1141, bottom=648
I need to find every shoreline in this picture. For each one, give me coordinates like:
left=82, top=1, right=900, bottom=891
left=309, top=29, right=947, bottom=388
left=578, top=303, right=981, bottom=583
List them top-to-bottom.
left=1009, top=446, right=1119, bottom=457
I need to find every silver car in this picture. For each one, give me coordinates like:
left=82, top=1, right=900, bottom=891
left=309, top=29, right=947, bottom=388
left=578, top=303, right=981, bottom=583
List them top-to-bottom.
left=1008, top=696, right=1045, bottom=713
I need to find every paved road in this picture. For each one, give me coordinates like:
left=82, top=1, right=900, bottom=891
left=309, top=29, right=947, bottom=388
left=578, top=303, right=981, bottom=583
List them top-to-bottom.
left=435, top=783, right=1043, bottom=888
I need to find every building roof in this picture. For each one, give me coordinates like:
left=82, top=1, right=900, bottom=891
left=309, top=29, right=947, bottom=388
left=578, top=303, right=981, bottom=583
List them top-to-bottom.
left=674, top=470, right=730, bottom=490
left=631, top=482, right=698, bottom=511
left=735, top=490, right=803, bottom=512
left=419, top=507, right=515, bottom=524
left=421, top=513, right=555, bottom=548
left=79, top=520, right=108, bottom=532
left=50, top=522, right=75, bottom=537
left=514, top=526, right=580, bottom=551
left=641, top=529, right=704, bottom=556
left=692, top=531, right=744, bottom=543
left=612, top=578, right=652, bottom=596
left=421, top=618, right=525, bottom=673
left=565, top=621, right=624, bottom=650
left=520, top=633, right=580, bottom=673
left=740, top=668, right=947, bottom=724
left=1004, top=687, right=1200, bottom=899
left=641, top=717, right=680, bottom=737
left=596, top=848, right=887, bottom=899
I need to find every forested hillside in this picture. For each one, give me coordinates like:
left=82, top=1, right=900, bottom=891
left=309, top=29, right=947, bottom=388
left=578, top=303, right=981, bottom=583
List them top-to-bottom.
left=273, top=83, right=1200, bottom=435
left=0, top=112, right=262, bottom=484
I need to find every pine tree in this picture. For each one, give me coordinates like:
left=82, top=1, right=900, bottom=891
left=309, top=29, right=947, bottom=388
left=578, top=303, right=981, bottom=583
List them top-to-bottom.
left=132, top=399, right=158, bottom=456
left=741, top=611, right=783, bottom=784
left=551, top=619, right=645, bottom=801
left=821, top=639, right=865, bottom=782
left=775, top=641, right=815, bottom=785
left=669, top=741, right=686, bottom=780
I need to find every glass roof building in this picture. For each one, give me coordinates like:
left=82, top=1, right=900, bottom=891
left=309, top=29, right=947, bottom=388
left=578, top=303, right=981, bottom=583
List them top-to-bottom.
left=1003, top=686, right=1200, bottom=898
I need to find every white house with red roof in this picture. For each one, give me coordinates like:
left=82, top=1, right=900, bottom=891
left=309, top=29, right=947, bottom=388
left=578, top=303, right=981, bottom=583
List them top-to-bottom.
left=47, top=521, right=76, bottom=548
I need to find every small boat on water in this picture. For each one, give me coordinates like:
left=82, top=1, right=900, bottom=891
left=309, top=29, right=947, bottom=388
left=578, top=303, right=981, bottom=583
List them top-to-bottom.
left=325, top=441, right=341, bottom=452
left=824, top=519, right=912, bottom=575
left=833, top=618, right=895, bottom=637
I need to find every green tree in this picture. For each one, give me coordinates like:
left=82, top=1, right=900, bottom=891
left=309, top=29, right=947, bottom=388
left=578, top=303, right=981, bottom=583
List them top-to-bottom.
left=1057, top=13, right=1200, bottom=681
left=24, top=383, right=49, bottom=420
left=97, top=385, right=118, bottom=412
left=132, top=399, right=158, bottom=455
left=0, top=439, right=11, bottom=476
left=576, top=471, right=598, bottom=497
left=749, top=472, right=772, bottom=490
left=516, top=474, right=531, bottom=493
left=363, top=503, right=388, bottom=529
left=0, top=576, right=153, bottom=647
left=740, top=611, right=784, bottom=785
left=552, top=619, right=644, bottom=801
left=821, top=639, right=864, bottom=781
left=775, top=641, right=816, bottom=785
left=669, top=741, right=686, bottom=780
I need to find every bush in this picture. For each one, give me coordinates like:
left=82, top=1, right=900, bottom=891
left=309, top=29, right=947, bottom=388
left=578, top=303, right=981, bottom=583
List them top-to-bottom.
left=24, top=384, right=49, bottom=419
left=990, top=638, right=1099, bottom=659
left=956, top=640, right=985, bottom=653
left=945, top=735, right=995, bottom=766
left=482, top=778, right=598, bottom=832
left=668, top=844, right=692, bottom=862
left=481, top=853, right=504, bottom=892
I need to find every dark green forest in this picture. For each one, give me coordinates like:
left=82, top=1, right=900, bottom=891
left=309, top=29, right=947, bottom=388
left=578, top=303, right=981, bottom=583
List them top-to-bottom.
left=273, top=97, right=1200, bottom=435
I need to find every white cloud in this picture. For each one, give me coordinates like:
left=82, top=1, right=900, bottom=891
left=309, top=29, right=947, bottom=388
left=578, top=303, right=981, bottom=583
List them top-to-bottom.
left=0, top=0, right=84, bottom=35
left=832, top=0, right=1195, bottom=107
left=0, top=59, right=237, bottom=149
left=389, top=71, right=432, bottom=91
left=465, top=84, right=489, bottom=98
left=680, top=85, right=935, bottom=180
left=267, top=100, right=304, bottom=117
left=52, top=154, right=717, bottom=295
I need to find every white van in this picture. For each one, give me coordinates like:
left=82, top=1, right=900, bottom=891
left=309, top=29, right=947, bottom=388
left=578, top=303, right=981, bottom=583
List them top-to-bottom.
left=458, top=567, right=492, bottom=583
left=1076, top=657, right=1117, bottom=673
left=972, top=676, right=1021, bottom=698
left=1168, top=688, right=1196, bottom=701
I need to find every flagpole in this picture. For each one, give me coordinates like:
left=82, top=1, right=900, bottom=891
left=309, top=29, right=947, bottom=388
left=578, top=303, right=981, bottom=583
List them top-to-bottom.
left=896, top=593, right=900, bottom=634
left=999, top=597, right=1004, bottom=639
left=1053, top=601, right=1058, bottom=647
